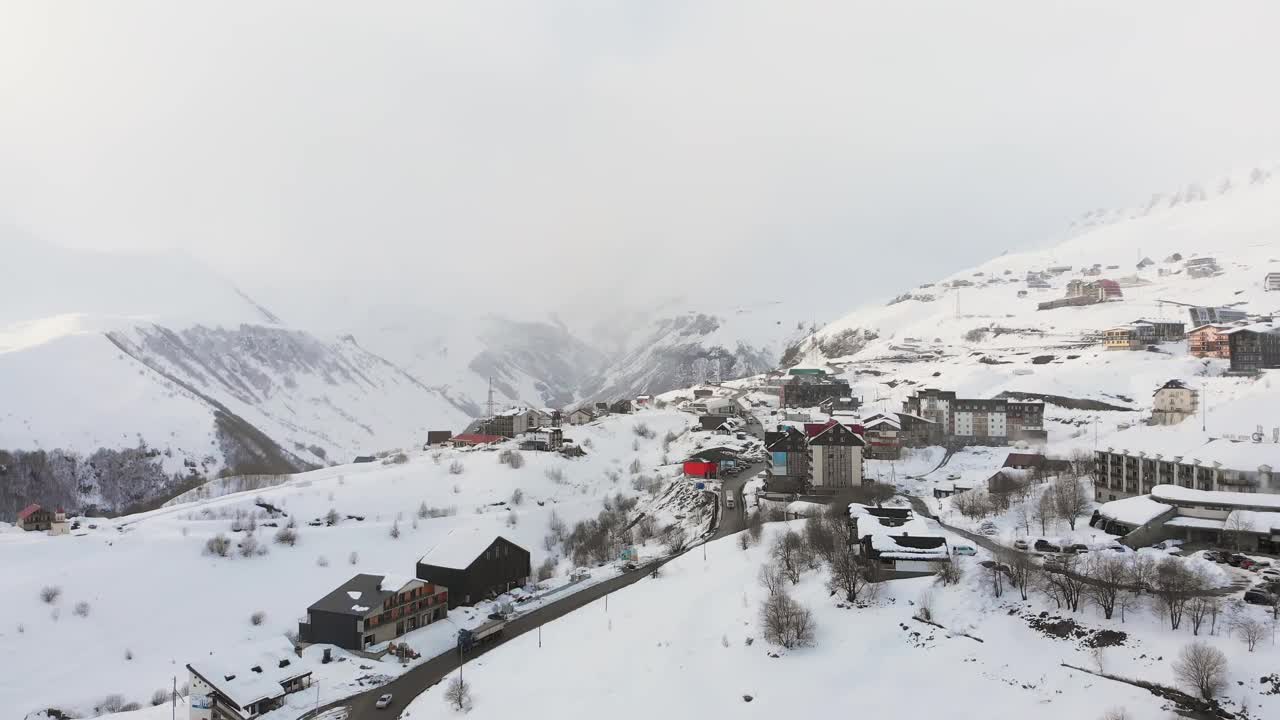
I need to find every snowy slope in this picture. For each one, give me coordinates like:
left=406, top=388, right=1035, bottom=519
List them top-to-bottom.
left=782, top=171, right=1280, bottom=452
left=0, top=410, right=711, bottom=718
left=402, top=518, right=1280, bottom=720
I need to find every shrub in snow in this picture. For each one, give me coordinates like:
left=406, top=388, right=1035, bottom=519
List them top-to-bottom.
left=632, top=422, right=655, bottom=439
left=498, top=449, right=525, bottom=468
left=383, top=452, right=408, bottom=465
left=628, top=458, right=641, bottom=475
left=449, top=461, right=465, bottom=475
left=511, top=488, right=524, bottom=505
left=325, top=508, right=340, bottom=526
left=506, top=512, right=518, bottom=528
left=390, top=521, right=401, bottom=539
left=274, top=525, right=298, bottom=546
left=662, top=526, right=688, bottom=555
left=239, top=533, right=259, bottom=557
left=204, top=534, right=231, bottom=557
left=738, top=534, right=750, bottom=551
left=349, top=551, right=359, bottom=565
left=317, top=555, right=329, bottom=567
left=536, top=557, right=556, bottom=582
left=40, top=585, right=62, bottom=604
left=916, top=589, right=937, bottom=622
left=759, top=590, right=816, bottom=649
left=73, top=601, right=91, bottom=618
left=250, top=611, right=266, bottom=626
left=1232, top=612, right=1265, bottom=652
left=1172, top=642, right=1227, bottom=700
left=124, top=648, right=134, bottom=661
left=444, top=676, right=472, bottom=712
left=151, top=688, right=170, bottom=706
left=98, top=694, right=128, bottom=713
left=1101, top=709, right=1131, bottom=720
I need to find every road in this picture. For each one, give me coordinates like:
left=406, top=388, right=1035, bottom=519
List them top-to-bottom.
left=325, top=422, right=765, bottom=719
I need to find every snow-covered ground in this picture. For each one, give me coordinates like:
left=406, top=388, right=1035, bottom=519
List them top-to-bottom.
left=0, top=410, right=720, bottom=718
left=402, top=518, right=1280, bottom=720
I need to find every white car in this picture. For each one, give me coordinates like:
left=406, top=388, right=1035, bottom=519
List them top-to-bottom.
left=1260, top=568, right=1280, bottom=580
left=376, top=693, right=394, bottom=709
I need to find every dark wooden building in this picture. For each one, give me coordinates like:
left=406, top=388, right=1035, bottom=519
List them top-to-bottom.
left=1226, top=324, right=1280, bottom=373
left=765, top=427, right=810, bottom=493
left=426, top=430, right=453, bottom=446
left=416, top=533, right=531, bottom=609
left=299, top=573, right=448, bottom=651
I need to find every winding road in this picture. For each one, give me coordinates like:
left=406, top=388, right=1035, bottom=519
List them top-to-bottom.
left=316, top=419, right=765, bottom=719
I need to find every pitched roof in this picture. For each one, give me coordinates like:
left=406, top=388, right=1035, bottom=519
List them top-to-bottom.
left=1156, top=379, right=1190, bottom=393
left=809, top=422, right=866, bottom=446
left=452, top=434, right=504, bottom=444
left=688, top=447, right=740, bottom=463
left=1002, top=452, right=1045, bottom=468
left=16, top=504, right=42, bottom=521
left=420, top=529, right=520, bottom=571
left=308, top=573, right=422, bottom=617
left=187, top=637, right=310, bottom=711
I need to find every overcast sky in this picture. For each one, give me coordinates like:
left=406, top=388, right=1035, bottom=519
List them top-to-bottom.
left=3, top=1, right=1280, bottom=327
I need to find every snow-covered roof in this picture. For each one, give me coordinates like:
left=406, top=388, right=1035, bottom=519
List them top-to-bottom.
left=1105, top=426, right=1279, bottom=470
left=1151, top=484, right=1280, bottom=511
left=1098, top=495, right=1172, bottom=526
left=785, top=501, right=827, bottom=517
left=1228, top=509, right=1280, bottom=532
left=1164, top=516, right=1225, bottom=530
left=419, top=529, right=504, bottom=570
left=870, top=534, right=949, bottom=561
left=378, top=574, right=415, bottom=593
left=187, top=637, right=310, bottom=710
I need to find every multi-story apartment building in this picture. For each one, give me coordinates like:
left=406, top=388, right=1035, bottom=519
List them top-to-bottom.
left=1225, top=323, right=1280, bottom=374
left=1188, top=324, right=1235, bottom=358
left=808, top=422, right=865, bottom=489
left=1093, top=441, right=1277, bottom=502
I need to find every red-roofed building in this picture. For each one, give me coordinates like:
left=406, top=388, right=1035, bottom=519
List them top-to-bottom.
left=450, top=434, right=504, bottom=447
left=17, top=504, right=57, bottom=532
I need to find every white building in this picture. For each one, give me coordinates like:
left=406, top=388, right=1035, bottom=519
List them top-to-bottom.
left=1265, top=272, right=1280, bottom=292
left=1151, top=380, right=1198, bottom=426
left=188, top=638, right=312, bottom=720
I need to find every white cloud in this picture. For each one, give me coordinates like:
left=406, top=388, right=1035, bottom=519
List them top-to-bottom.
left=2, top=1, right=1278, bottom=324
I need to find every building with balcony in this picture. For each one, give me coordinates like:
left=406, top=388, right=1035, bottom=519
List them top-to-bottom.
left=1225, top=323, right=1280, bottom=374
left=1151, top=380, right=1199, bottom=426
left=1093, top=433, right=1277, bottom=503
left=1096, top=485, right=1280, bottom=553
left=298, top=574, right=448, bottom=652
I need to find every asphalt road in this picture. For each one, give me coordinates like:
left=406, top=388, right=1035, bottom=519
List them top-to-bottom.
left=325, top=431, right=764, bottom=719
left=334, top=559, right=667, bottom=719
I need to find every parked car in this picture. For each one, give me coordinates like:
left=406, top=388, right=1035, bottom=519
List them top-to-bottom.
left=977, top=521, right=999, bottom=536
left=1013, top=539, right=1029, bottom=551
left=1034, top=539, right=1062, bottom=553
left=1065, top=543, right=1089, bottom=554
left=1104, top=544, right=1130, bottom=553
left=952, top=545, right=977, bottom=556
left=1201, top=550, right=1221, bottom=562
left=1226, top=554, right=1247, bottom=567
left=1240, top=558, right=1257, bottom=570
left=1259, top=568, right=1280, bottom=581
left=1244, top=588, right=1276, bottom=606
left=376, top=693, right=394, bottom=709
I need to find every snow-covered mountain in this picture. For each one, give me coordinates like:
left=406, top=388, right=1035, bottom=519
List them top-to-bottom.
left=784, top=168, right=1280, bottom=446
left=0, top=236, right=473, bottom=516
left=582, top=301, right=813, bottom=403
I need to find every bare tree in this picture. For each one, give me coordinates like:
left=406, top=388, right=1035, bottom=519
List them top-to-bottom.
left=448, top=460, right=465, bottom=475
left=1051, top=477, right=1089, bottom=530
left=1035, top=490, right=1056, bottom=534
left=747, top=510, right=765, bottom=543
left=1222, top=512, right=1254, bottom=551
left=803, top=514, right=837, bottom=565
left=389, top=521, right=401, bottom=539
left=273, top=525, right=298, bottom=546
left=663, top=526, right=688, bottom=555
left=773, top=530, right=806, bottom=584
left=205, top=534, right=232, bottom=557
left=827, top=544, right=878, bottom=603
left=1005, top=550, right=1039, bottom=600
left=1126, top=553, right=1157, bottom=594
left=1082, top=554, right=1128, bottom=619
left=1041, top=556, right=1085, bottom=612
left=987, top=558, right=1006, bottom=598
left=935, top=559, right=962, bottom=587
left=1151, top=559, right=1203, bottom=630
left=758, top=562, right=786, bottom=598
left=40, top=586, right=62, bottom=604
left=916, top=588, right=937, bottom=622
left=1115, top=588, right=1140, bottom=624
left=759, top=590, right=816, bottom=648
left=1186, top=596, right=1213, bottom=636
left=73, top=600, right=91, bottom=618
left=249, top=610, right=266, bottom=626
left=1231, top=610, right=1265, bottom=652
left=1172, top=642, right=1227, bottom=700
left=444, top=675, right=472, bottom=712
left=1100, top=708, right=1131, bottom=720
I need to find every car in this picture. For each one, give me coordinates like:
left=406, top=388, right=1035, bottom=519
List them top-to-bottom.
left=977, top=521, right=999, bottom=536
left=1013, top=539, right=1029, bottom=551
left=1034, top=539, right=1062, bottom=553
left=1065, top=543, right=1089, bottom=554
left=1104, top=544, right=1130, bottom=553
left=952, top=545, right=977, bottom=556
left=1201, top=550, right=1222, bottom=562
left=621, top=562, right=638, bottom=572
left=1259, top=568, right=1280, bottom=580
left=1244, top=588, right=1276, bottom=606
left=375, top=693, right=394, bottom=709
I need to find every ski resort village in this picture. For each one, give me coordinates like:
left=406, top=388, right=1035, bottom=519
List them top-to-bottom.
left=8, top=6, right=1280, bottom=720
left=2, top=171, right=1279, bottom=720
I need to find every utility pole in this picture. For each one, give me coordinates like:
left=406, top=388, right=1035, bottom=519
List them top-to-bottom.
left=486, top=377, right=497, bottom=418
left=171, top=676, right=176, bottom=720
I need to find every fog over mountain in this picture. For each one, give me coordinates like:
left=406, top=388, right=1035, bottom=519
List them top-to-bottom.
left=5, top=1, right=1280, bottom=325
